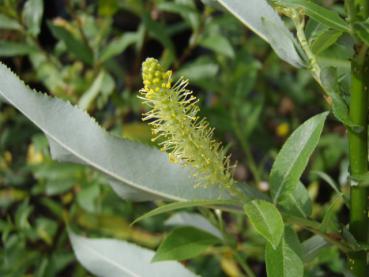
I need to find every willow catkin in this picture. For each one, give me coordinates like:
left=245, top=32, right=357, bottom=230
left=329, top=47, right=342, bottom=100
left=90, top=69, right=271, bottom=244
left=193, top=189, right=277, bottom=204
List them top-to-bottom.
left=139, top=58, right=239, bottom=196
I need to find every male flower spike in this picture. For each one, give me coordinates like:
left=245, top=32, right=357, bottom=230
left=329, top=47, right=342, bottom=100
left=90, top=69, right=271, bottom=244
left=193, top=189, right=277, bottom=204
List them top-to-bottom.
left=140, top=58, right=239, bottom=196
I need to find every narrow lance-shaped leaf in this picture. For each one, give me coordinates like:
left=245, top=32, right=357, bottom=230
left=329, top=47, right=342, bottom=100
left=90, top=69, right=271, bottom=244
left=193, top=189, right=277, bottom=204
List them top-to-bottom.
left=23, top=0, right=44, bottom=36
left=216, top=0, right=303, bottom=67
left=275, top=0, right=350, bottom=32
left=0, top=14, right=22, bottom=30
left=48, top=22, right=93, bottom=65
left=311, top=29, right=343, bottom=55
left=99, top=33, right=138, bottom=62
left=199, top=34, right=235, bottom=58
left=0, top=41, right=37, bottom=57
left=0, top=62, right=233, bottom=202
left=78, top=71, right=105, bottom=110
left=270, top=112, right=328, bottom=203
left=313, top=170, right=348, bottom=205
left=132, top=200, right=238, bottom=225
left=68, top=231, right=197, bottom=277
left=301, top=235, right=329, bottom=262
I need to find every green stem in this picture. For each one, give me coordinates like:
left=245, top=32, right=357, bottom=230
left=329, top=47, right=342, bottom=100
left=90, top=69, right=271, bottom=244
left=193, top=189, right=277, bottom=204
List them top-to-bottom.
left=292, top=12, right=321, bottom=83
left=348, top=46, right=369, bottom=276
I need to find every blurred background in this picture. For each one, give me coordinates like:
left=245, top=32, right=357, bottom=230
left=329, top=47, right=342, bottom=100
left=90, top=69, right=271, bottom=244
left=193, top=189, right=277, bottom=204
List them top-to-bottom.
left=0, top=0, right=348, bottom=276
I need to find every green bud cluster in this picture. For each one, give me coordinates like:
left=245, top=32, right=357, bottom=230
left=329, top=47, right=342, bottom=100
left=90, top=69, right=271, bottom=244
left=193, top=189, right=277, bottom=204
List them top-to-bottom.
left=142, top=58, right=172, bottom=99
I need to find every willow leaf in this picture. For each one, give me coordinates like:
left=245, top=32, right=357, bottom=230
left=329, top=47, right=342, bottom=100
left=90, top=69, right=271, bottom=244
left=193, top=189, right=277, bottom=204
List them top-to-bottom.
left=216, top=0, right=303, bottom=67
left=0, top=62, right=232, bottom=202
left=270, top=112, right=328, bottom=203
left=69, top=231, right=197, bottom=277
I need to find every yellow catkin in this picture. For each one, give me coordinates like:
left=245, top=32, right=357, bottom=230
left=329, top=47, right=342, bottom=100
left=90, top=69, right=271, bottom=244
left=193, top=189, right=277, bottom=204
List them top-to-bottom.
left=139, top=58, right=240, bottom=196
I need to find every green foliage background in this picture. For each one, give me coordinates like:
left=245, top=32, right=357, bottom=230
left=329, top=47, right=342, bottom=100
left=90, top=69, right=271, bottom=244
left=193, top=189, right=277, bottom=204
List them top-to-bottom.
left=0, top=0, right=348, bottom=276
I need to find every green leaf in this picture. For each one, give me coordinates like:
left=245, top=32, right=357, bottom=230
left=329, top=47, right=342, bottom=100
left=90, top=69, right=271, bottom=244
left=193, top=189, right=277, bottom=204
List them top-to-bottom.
left=22, top=0, right=44, bottom=36
left=216, top=0, right=303, bottom=67
left=276, top=0, right=350, bottom=32
left=157, top=2, right=200, bottom=31
left=0, top=14, right=22, bottom=30
left=306, top=20, right=329, bottom=43
left=354, top=21, right=369, bottom=46
left=48, top=22, right=93, bottom=65
left=311, top=29, right=343, bottom=54
left=99, top=33, right=137, bottom=62
left=199, top=34, right=235, bottom=58
left=316, top=35, right=353, bottom=69
left=0, top=41, right=37, bottom=57
left=174, top=57, right=219, bottom=82
left=0, top=63, right=233, bottom=202
left=319, top=67, right=358, bottom=129
left=78, top=71, right=105, bottom=110
left=270, top=112, right=328, bottom=203
left=312, top=170, right=348, bottom=205
left=279, top=182, right=312, bottom=218
left=76, top=184, right=101, bottom=213
left=0, top=188, right=27, bottom=208
left=320, top=196, right=341, bottom=233
left=132, top=200, right=238, bottom=225
left=243, top=200, right=284, bottom=249
left=165, top=212, right=223, bottom=240
left=36, top=217, right=58, bottom=245
left=152, top=226, right=221, bottom=262
left=284, top=227, right=303, bottom=259
left=68, top=231, right=197, bottom=277
left=265, top=234, right=304, bottom=277
left=302, top=235, right=329, bottom=262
